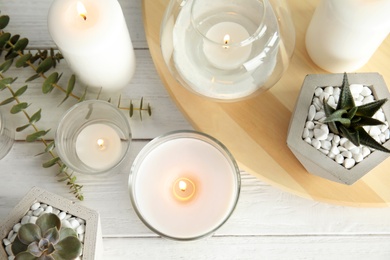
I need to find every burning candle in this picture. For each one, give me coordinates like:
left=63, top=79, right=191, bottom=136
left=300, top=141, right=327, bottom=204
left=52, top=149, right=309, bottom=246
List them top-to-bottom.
left=47, top=0, right=136, bottom=93
left=203, top=22, right=252, bottom=70
left=55, top=100, right=131, bottom=175
left=129, top=131, right=241, bottom=240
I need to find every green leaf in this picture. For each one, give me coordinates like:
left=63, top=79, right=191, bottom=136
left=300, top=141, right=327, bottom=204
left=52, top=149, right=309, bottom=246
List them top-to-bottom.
left=0, top=15, right=10, bottom=30
left=0, top=32, right=11, bottom=48
left=13, top=38, right=28, bottom=52
left=16, top=53, right=32, bottom=68
left=36, top=57, right=53, bottom=74
left=0, top=59, right=13, bottom=73
left=42, top=72, right=58, bottom=94
left=337, top=72, right=355, bottom=110
left=25, top=73, right=40, bottom=82
left=59, top=74, right=75, bottom=105
left=0, top=77, right=13, bottom=90
left=14, top=85, right=28, bottom=97
left=78, top=88, right=87, bottom=102
left=0, top=97, right=15, bottom=106
left=356, top=98, right=387, bottom=118
left=129, top=100, right=133, bottom=117
left=10, top=102, right=29, bottom=114
left=147, top=103, right=152, bottom=116
left=29, top=109, right=42, bottom=124
left=323, top=109, right=350, bottom=127
left=351, top=117, right=385, bottom=128
left=16, top=123, right=30, bottom=132
left=339, top=125, right=360, bottom=147
left=358, top=127, right=390, bottom=153
left=26, top=130, right=49, bottom=142
left=45, top=141, right=55, bottom=153
left=42, top=157, right=60, bottom=168
left=36, top=213, right=61, bottom=235
left=18, top=223, right=41, bottom=244
left=43, top=227, right=60, bottom=245
left=59, top=227, right=78, bottom=240
left=11, top=236, right=28, bottom=256
left=52, top=236, right=82, bottom=259
left=14, top=251, right=37, bottom=260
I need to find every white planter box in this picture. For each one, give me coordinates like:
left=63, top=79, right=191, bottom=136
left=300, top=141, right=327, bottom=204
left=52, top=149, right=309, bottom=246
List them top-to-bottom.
left=287, top=73, right=390, bottom=185
left=0, top=187, right=103, bottom=260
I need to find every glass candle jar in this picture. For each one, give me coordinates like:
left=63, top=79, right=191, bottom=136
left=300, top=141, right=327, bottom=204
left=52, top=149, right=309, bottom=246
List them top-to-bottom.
left=161, top=0, right=295, bottom=101
left=55, top=100, right=132, bottom=175
left=0, top=110, right=14, bottom=160
left=129, top=130, right=241, bottom=241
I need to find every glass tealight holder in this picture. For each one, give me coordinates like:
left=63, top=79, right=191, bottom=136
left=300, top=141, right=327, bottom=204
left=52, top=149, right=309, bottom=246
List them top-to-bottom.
left=161, top=0, right=295, bottom=101
left=55, top=100, right=132, bottom=175
left=0, top=110, right=15, bottom=160
left=129, top=130, right=241, bottom=241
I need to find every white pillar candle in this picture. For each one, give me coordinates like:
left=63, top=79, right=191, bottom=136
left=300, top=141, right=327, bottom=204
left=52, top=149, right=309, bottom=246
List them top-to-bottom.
left=48, top=0, right=136, bottom=93
left=305, top=0, right=390, bottom=72
left=203, top=22, right=252, bottom=70
left=75, top=123, right=122, bottom=171
left=130, top=133, right=240, bottom=240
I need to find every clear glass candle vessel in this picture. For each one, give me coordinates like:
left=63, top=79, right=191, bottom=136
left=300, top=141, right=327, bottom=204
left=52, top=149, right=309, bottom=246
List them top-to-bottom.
left=161, top=0, right=295, bottom=101
left=55, top=100, right=132, bottom=175
left=0, top=110, right=15, bottom=160
left=129, top=130, right=241, bottom=241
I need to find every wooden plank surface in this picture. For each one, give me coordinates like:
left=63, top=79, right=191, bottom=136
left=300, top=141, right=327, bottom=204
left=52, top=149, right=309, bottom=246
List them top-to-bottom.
left=142, top=0, right=390, bottom=207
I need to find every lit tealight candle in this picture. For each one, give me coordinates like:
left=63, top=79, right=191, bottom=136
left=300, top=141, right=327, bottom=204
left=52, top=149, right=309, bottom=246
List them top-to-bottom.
left=48, top=0, right=136, bottom=93
left=203, top=22, right=252, bottom=70
left=75, top=123, right=122, bottom=171
left=129, top=131, right=240, bottom=240
left=173, top=177, right=196, bottom=201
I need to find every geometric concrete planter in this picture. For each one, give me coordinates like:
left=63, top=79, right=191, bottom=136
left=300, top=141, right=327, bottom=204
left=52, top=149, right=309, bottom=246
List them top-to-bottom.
left=287, top=73, right=390, bottom=185
left=0, top=187, right=103, bottom=259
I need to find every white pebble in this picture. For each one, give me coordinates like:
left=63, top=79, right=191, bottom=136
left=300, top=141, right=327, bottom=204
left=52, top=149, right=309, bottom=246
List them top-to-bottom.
left=349, top=84, right=363, bottom=96
left=324, top=86, right=334, bottom=94
left=361, top=86, right=372, bottom=96
left=314, top=87, right=323, bottom=97
left=319, top=92, right=330, bottom=103
left=356, top=95, right=364, bottom=102
left=363, top=95, right=374, bottom=104
left=327, top=96, right=337, bottom=108
left=313, top=98, right=322, bottom=111
left=308, top=105, right=316, bottom=121
left=374, top=110, right=386, bottom=122
left=314, top=111, right=326, bottom=120
left=305, top=121, right=315, bottom=129
left=381, top=123, right=389, bottom=132
left=369, top=126, right=381, bottom=137
left=302, top=128, right=310, bottom=139
left=314, top=129, right=328, bottom=141
left=385, top=129, right=390, bottom=139
left=326, top=133, right=334, bottom=142
left=380, top=133, right=386, bottom=143
left=332, top=135, right=341, bottom=145
left=304, top=137, right=311, bottom=144
left=311, top=138, right=321, bottom=149
left=321, top=140, right=332, bottom=150
left=344, top=141, right=356, bottom=150
left=330, top=146, right=340, bottom=155
left=350, top=147, right=361, bottom=155
left=362, top=147, right=371, bottom=157
left=319, top=148, right=329, bottom=155
left=341, top=151, right=353, bottom=159
left=328, top=152, right=336, bottom=159
left=353, top=153, right=364, bottom=163
left=335, top=154, right=344, bottom=164
left=344, top=158, right=356, bottom=169
left=31, top=202, right=40, bottom=211
left=40, top=204, right=47, bottom=209
left=45, top=206, right=53, bottom=213
left=33, top=208, right=44, bottom=217
left=52, top=208, right=60, bottom=215
left=26, top=210, right=33, bottom=216
left=58, top=212, right=66, bottom=220
left=21, top=216, right=30, bottom=225
left=29, top=216, right=38, bottom=224
left=76, top=218, right=85, bottom=225
left=69, top=219, right=80, bottom=229
left=62, top=220, right=72, bottom=229
left=13, top=223, right=21, bottom=233
left=76, top=224, right=85, bottom=234
left=7, top=230, right=14, bottom=240
left=9, top=233, right=16, bottom=242
left=78, top=234, right=85, bottom=243
left=3, top=238, right=11, bottom=246
left=5, top=244, right=12, bottom=256
left=8, top=256, right=15, bottom=260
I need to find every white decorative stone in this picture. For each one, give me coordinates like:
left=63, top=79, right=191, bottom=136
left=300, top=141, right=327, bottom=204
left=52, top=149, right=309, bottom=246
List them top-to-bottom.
left=349, top=84, right=363, bottom=96
left=361, top=86, right=372, bottom=96
left=314, top=87, right=323, bottom=96
left=308, top=105, right=316, bottom=121
left=305, top=121, right=315, bottom=129
left=302, top=128, right=310, bottom=139
left=314, top=129, right=328, bottom=141
left=311, top=138, right=321, bottom=149
left=321, top=140, right=331, bottom=150
left=330, top=146, right=340, bottom=155
left=341, top=151, right=352, bottom=159
left=353, top=153, right=364, bottom=163
left=335, top=154, right=344, bottom=164
left=344, top=158, right=356, bottom=169
left=30, top=202, right=40, bottom=211
left=44, top=206, right=53, bottom=213
left=33, top=208, right=44, bottom=217
left=58, top=211, right=66, bottom=220
left=20, top=216, right=29, bottom=225
left=28, top=216, right=38, bottom=224
left=12, top=223, right=21, bottom=233
left=76, top=224, right=85, bottom=235
left=2, top=239, right=10, bottom=246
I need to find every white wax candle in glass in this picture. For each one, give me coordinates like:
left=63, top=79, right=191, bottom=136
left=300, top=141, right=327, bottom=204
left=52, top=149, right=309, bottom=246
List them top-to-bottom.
left=48, top=0, right=136, bottom=93
left=203, top=22, right=252, bottom=70
left=55, top=100, right=131, bottom=175
left=129, top=131, right=241, bottom=241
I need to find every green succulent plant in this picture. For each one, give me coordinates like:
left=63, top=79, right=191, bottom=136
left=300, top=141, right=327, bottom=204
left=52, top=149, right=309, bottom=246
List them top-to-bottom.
left=323, top=72, right=390, bottom=153
left=11, top=213, right=82, bottom=260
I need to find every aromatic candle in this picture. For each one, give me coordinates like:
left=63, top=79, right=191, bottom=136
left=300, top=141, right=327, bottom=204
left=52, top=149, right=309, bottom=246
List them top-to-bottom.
left=48, top=0, right=136, bottom=93
left=55, top=100, right=131, bottom=175
left=0, top=110, right=14, bottom=160
left=129, top=131, right=241, bottom=240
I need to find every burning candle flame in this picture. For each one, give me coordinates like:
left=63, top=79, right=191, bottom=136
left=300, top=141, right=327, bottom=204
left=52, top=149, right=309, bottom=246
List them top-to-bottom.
left=77, top=2, right=87, bottom=21
left=223, top=34, right=230, bottom=49
left=97, top=139, right=105, bottom=149
left=179, top=180, right=187, bottom=191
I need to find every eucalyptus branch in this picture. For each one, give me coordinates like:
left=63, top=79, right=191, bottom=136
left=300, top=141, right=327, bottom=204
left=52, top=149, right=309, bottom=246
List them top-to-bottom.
left=0, top=73, right=84, bottom=200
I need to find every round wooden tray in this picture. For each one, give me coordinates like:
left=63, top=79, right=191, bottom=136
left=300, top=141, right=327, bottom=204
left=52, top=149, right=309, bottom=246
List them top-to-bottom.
left=142, top=0, right=390, bottom=207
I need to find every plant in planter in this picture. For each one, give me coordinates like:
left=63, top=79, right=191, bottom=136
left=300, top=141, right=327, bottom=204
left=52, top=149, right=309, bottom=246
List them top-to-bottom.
left=287, top=73, right=390, bottom=185
left=12, top=213, right=82, bottom=260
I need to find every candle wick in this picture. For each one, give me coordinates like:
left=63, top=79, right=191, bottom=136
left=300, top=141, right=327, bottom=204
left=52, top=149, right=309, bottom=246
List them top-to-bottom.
left=81, top=14, right=87, bottom=21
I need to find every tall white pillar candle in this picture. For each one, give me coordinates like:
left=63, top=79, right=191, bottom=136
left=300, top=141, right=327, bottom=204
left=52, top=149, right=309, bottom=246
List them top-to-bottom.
left=48, top=0, right=136, bottom=93
left=305, top=0, right=390, bottom=72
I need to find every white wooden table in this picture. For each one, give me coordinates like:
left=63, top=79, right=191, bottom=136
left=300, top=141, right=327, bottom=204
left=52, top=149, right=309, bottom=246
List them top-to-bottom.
left=1, top=1, right=390, bottom=259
